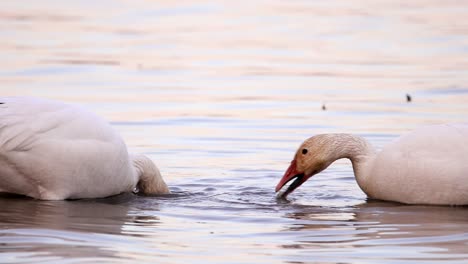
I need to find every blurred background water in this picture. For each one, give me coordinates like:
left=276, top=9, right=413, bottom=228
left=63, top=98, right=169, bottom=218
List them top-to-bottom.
left=1, top=0, right=468, bottom=263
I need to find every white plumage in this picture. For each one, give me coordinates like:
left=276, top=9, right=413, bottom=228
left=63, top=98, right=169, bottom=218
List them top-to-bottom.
left=0, top=97, right=169, bottom=200
left=361, top=124, right=468, bottom=205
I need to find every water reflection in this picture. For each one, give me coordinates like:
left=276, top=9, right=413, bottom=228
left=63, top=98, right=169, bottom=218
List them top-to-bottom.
left=0, top=193, right=140, bottom=234
left=0, top=194, right=169, bottom=263
left=280, top=201, right=468, bottom=262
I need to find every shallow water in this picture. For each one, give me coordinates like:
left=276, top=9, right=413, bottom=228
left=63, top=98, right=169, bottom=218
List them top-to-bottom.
left=1, top=0, right=468, bottom=263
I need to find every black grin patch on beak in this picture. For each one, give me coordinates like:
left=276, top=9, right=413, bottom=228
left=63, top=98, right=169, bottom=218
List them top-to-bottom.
left=279, top=173, right=305, bottom=198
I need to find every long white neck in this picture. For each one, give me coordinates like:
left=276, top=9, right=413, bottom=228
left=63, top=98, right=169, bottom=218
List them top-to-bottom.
left=326, top=134, right=376, bottom=193
left=131, top=154, right=170, bottom=195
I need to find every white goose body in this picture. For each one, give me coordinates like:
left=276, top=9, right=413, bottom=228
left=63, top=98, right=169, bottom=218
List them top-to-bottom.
left=0, top=97, right=169, bottom=200
left=276, top=124, right=468, bottom=205
left=361, top=124, right=468, bottom=205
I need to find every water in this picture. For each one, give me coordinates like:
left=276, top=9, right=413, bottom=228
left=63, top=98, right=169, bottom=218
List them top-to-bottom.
left=1, top=0, right=468, bottom=263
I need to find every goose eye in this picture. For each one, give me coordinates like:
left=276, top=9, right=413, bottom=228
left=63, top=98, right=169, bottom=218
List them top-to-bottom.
left=302, top=148, right=308, bottom=155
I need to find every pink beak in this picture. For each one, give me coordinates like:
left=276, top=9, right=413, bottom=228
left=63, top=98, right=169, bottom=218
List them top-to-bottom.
left=276, top=159, right=300, bottom=192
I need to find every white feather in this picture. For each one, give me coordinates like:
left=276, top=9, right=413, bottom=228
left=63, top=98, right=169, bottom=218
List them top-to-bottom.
left=359, top=124, right=468, bottom=205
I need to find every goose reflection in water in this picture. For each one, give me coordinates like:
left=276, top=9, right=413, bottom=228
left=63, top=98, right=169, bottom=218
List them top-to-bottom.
left=0, top=193, right=165, bottom=261
left=279, top=201, right=468, bottom=261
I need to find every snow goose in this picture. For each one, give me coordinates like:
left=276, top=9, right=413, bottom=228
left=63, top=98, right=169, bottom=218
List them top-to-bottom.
left=0, top=97, right=169, bottom=200
left=276, top=124, right=468, bottom=205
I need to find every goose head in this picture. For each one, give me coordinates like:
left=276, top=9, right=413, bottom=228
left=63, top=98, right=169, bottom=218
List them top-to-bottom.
left=275, top=135, right=336, bottom=198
